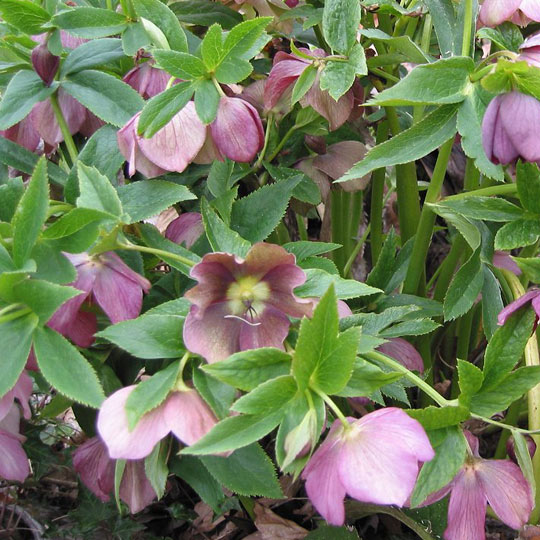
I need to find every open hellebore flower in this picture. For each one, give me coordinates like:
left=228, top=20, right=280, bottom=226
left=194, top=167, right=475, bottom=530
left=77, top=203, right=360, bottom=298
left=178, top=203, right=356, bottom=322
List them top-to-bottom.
left=479, top=0, right=540, bottom=27
left=265, top=49, right=354, bottom=131
left=123, top=62, right=170, bottom=99
left=482, top=91, right=540, bottom=165
left=117, top=102, right=207, bottom=177
left=165, top=212, right=204, bottom=248
left=183, top=242, right=313, bottom=363
left=48, top=252, right=150, bottom=346
left=498, top=288, right=540, bottom=326
left=97, top=386, right=217, bottom=460
left=0, top=405, right=30, bottom=482
left=302, top=407, right=434, bottom=526
left=419, top=432, right=532, bottom=540
left=73, top=437, right=157, bottom=513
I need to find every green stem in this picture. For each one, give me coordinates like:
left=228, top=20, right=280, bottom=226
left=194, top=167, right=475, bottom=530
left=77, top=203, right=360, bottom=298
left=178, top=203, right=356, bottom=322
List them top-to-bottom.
left=461, top=0, right=475, bottom=57
left=314, top=25, right=330, bottom=53
left=50, top=92, right=78, bottom=163
left=254, top=114, right=274, bottom=169
left=265, top=125, right=297, bottom=163
left=403, top=137, right=454, bottom=295
left=443, top=183, right=517, bottom=201
left=331, top=190, right=346, bottom=272
left=347, top=191, right=363, bottom=261
left=296, top=214, right=308, bottom=241
left=343, top=224, right=370, bottom=278
left=118, top=242, right=196, bottom=268
left=0, top=304, right=24, bottom=318
left=0, top=307, right=32, bottom=324
left=312, top=387, right=351, bottom=430
left=494, top=401, right=520, bottom=458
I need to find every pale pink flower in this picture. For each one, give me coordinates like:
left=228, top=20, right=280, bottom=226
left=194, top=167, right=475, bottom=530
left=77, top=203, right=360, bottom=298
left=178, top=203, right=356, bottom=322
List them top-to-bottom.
left=479, top=0, right=540, bottom=27
left=123, top=62, right=170, bottom=99
left=0, top=371, right=32, bottom=422
left=0, top=406, right=30, bottom=483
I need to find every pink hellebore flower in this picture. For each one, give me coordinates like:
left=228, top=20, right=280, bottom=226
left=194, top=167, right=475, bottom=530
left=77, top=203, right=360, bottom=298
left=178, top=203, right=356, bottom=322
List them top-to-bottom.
left=479, top=0, right=540, bottom=27
left=519, top=31, right=540, bottom=67
left=265, top=49, right=354, bottom=131
left=123, top=62, right=170, bottom=99
left=482, top=91, right=540, bottom=165
left=117, top=102, right=207, bottom=177
left=0, top=116, right=40, bottom=153
left=165, top=212, right=204, bottom=248
left=183, top=242, right=313, bottom=363
left=493, top=251, right=522, bottom=275
left=48, top=252, right=150, bottom=347
left=497, top=288, right=540, bottom=326
left=377, top=338, right=424, bottom=373
left=0, top=371, right=32, bottom=422
left=97, top=386, right=217, bottom=460
left=0, top=406, right=30, bottom=483
left=302, top=407, right=434, bottom=526
left=420, top=432, right=533, bottom=540
left=73, top=437, right=157, bottom=513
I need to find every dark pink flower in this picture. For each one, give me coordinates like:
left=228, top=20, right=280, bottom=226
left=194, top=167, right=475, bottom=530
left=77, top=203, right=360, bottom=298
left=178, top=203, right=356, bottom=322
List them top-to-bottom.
left=479, top=0, right=540, bottom=27
left=33, top=31, right=87, bottom=50
left=31, top=43, right=59, bottom=86
left=123, top=62, right=170, bottom=99
left=482, top=91, right=540, bottom=165
left=117, top=102, right=207, bottom=177
left=0, top=116, right=40, bottom=152
left=165, top=212, right=204, bottom=248
left=183, top=243, right=313, bottom=363
left=48, top=252, right=150, bottom=346
left=497, top=288, right=540, bottom=326
left=377, top=338, right=424, bottom=373
left=97, top=386, right=217, bottom=459
left=0, top=405, right=30, bottom=483
left=302, top=408, right=434, bottom=526
left=420, top=432, right=532, bottom=540
left=73, top=436, right=157, bottom=513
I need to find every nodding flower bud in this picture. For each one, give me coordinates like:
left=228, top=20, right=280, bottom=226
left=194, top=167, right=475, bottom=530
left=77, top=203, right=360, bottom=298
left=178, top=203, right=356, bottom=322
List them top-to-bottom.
left=31, top=43, right=59, bottom=86
left=506, top=435, right=537, bottom=464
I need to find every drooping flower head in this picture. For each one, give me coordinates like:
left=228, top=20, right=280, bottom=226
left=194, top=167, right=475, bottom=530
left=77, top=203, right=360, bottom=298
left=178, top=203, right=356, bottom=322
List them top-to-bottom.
left=479, top=0, right=540, bottom=27
left=31, top=42, right=59, bottom=86
left=123, top=61, right=170, bottom=99
left=482, top=91, right=540, bottom=165
left=165, top=212, right=204, bottom=248
left=183, top=242, right=313, bottom=363
left=48, top=251, right=150, bottom=347
left=0, top=405, right=30, bottom=483
left=302, top=408, right=434, bottom=526
left=420, top=432, right=533, bottom=540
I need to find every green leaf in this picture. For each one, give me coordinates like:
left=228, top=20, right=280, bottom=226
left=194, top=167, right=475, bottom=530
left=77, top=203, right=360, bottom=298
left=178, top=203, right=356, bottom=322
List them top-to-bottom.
left=0, top=0, right=50, bottom=33
left=132, top=0, right=188, bottom=52
left=170, top=0, right=242, bottom=30
left=322, top=0, right=361, bottom=54
left=423, top=0, right=463, bottom=57
left=52, top=7, right=128, bottom=38
left=220, top=17, right=272, bottom=62
left=122, top=21, right=151, bottom=56
left=477, top=23, right=523, bottom=52
left=201, top=24, right=224, bottom=70
left=358, top=28, right=430, bottom=64
left=61, top=38, right=125, bottom=76
left=319, top=45, right=366, bottom=101
left=153, top=50, right=207, bottom=80
left=214, top=56, right=253, bottom=84
left=370, top=57, right=473, bottom=106
left=291, top=64, right=317, bottom=105
left=62, top=70, right=144, bottom=127
left=0, top=71, right=55, bottom=130
left=194, top=78, right=220, bottom=124
left=137, top=81, right=195, bottom=138
left=337, top=104, right=458, bottom=181
left=11, top=156, right=49, bottom=267
left=517, top=161, right=540, bottom=214
left=76, top=162, right=123, bottom=218
left=230, top=176, right=301, bottom=243
left=0, top=177, right=23, bottom=222
left=118, top=180, right=195, bottom=223
left=435, top=197, right=522, bottom=222
left=201, top=198, right=250, bottom=257
left=431, top=205, right=481, bottom=250
left=43, top=208, right=109, bottom=239
left=495, top=217, right=540, bottom=251
left=30, top=241, right=77, bottom=285
left=283, top=241, right=341, bottom=260
left=443, top=250, right=484, bottom=321
left=513, top=257, right=540, bottom=284
left=481, top=267, right=503, bottom=341
left=295, top=268, right=381, bottom=299
left=12, top=279, right=81, bottom=325
left=482, top=306, right=536, bottom=390
left=0, top=313, right=38, bottom=398
left=33, top=327, right=105, bottom=408
left=203, top=348, right=292, bottom=391
left=336, top=358, right=402, bottom=397
left=457, top=359, right=483, bottom=404
left=125, top=361, right=180, bottom=430
left=471, top=366, right=540, bottom=417
left=192, top=367, right=236, bottom=420
left=232, top=376, right=297, bottom=415
left=405, top=406, right=470, bottom=431
left=182, top=411, right=283, bottom=455
left=410, top=427, right=466, bottom=507
left=513, top=431, right=536, bottom=501
left=144, top=441, right=168, bottom=499
left=201, top=444, right=283, bottom=498
left=305, top=526, right=360, bottom=539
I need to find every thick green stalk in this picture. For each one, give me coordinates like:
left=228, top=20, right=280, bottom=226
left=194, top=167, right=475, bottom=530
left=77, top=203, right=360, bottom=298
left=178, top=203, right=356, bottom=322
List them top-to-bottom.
left=461, top=0, right=475, bottom=57
left=49, top=92, right=78, bottom=163
left=370, top=123, right=389, bottom=264
left=331, top=190, right=346, bottom=272
left=118, top=242, right=196, bottom=268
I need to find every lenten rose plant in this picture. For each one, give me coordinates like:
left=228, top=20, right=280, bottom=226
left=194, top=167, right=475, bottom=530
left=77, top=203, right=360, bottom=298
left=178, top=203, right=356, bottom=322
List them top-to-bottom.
left=4, top=0, right=540, bottom=537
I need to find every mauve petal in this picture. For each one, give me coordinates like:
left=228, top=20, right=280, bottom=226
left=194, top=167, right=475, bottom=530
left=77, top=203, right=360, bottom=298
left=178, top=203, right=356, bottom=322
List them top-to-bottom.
left=479, top=0, right=521, bottom=26
left=520, top=0, right=540, bottom=21
left=521, top=30, right=540, bottom=49
left=59, top=31, right=87, bottom=49
left=32, top=43, right=59, bottom=86
left=519, top=50, right=540, bottom=67
left=264, top=58, right=308, bottom=110
left=124, top=63, right=169, bottom=99
left=241, top=80, right=265, bottom=113
left=482, top=94, right=503, bottom=163
left=210, top=97, right=264, bottom=162
left=138, top=101, right=206, bottom=173
left=79, top=110, right=104, bottom=138
left=117, top=113, right=168, bottom=178
left=0, top=116, right=40, bottom=152
left=193, top=127, right=224, bottom=164
left=313, top=141, right=369, bottom=185
left=295, top=158, right=331, bottom=201
left=165, top=213, right=204, bottom=248
left=244, top=242, right=297, bottom=277
left=493, top=251, right=522, bottom=275
left=100, top=252, right=151, bottom=292
left=263, top=266, right=313, bottom=319
left=497, top=290, right=539, bottom=325
left=183, top=303, right=242, bottom=363
left=238, top=305, right=291, bottom=351
left=65, top=310, right=97, bottom=348
left=377, top=338, right=424, bottom=373
left=25, top=350, right=38, bottom=372
left=11, top=372, right=32, bottom=421
left=97, top=386, right=170, bottom=460
left=163, top=390, right=217, bottom=446
left=0, top=406, right=22, bottom=438
left=302, top=421, right=347, bottom=526
left=0, top=429, right=29, bottom=482
left=464, top=430, right=481, bottom=457
left=73, top=437, right=114, bottom=502
left=477, top=459, right=533, bottom=529
left=120, top=460, right=156, bottom=513
left=444, top=468, right=487, bottom=540
left=416, top=481, right=453, bottom=507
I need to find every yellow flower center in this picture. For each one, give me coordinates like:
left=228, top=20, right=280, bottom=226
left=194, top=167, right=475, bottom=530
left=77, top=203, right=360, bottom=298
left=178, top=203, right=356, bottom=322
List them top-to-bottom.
left=226, top=276, right=270, bottom=319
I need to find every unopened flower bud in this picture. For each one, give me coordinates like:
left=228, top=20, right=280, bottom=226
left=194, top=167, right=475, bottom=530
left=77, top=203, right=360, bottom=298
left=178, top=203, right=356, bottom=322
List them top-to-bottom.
left=31, top=43, right=59, bottom=86
left=506, top=435, right=536, bottom=464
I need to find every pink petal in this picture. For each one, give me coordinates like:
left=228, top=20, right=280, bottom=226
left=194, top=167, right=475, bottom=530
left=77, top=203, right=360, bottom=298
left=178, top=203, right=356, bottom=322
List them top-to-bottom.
left=479, top=0, right=521, bottom=26
left=520, top=0, right=540, bottom=21
left=264, top=58, right=308, bottom=110
left=123, top=63, right=169, bottom=99
left=210, top=97, right=264, bottom=163
left=138, top=101, right=206, bottom=173
left=79, top=111, right=104, bottom=138
left=0, top=116, right=40, bottom=152
left=193, top=127, right=224, bottom=164
left=165, top=212, right=204, bottom=248
left=493, top=251, right=522, bottom=275
left=497, top=289, right=539, bottom=325
left=183, top=302, right=242, bottom=363
left=238, top=305, right=291, bottom=351
left=64, top=310, right=97, bottom=348
left=377, top=338, right=424, bottom=373
left=0, top=372, right=33, bottom=422
left=97, top=386, right=170, bottom=460
left=163, top=390, right=217, bottom=446
left=302, top=421, right=347, bottom=526
left=0, top=429, right=29, bottom=482
left=477, top=459, right=533, bottom=529
left=120, top=460, right=157, bottom=513
left=444, top=468, right=487, bottom=540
